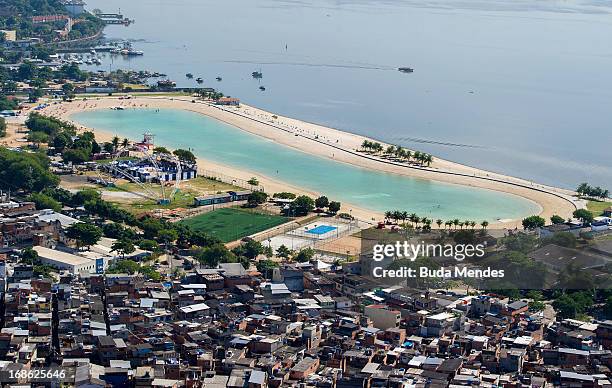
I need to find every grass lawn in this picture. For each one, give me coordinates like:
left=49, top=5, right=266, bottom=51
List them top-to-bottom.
left=100, top=177, right=241, bottom=214
left=587, top=200, right=612, bottom=217
left=179, top=207, right=289, bottom=242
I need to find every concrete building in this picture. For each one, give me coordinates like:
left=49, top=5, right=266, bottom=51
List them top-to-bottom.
left=33, top=246, right=97, bottom=274
left=364, top=304, right=401, bottom=330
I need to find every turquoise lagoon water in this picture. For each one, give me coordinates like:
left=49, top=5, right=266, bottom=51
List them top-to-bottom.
left=71, top=108, right=540, bottom=221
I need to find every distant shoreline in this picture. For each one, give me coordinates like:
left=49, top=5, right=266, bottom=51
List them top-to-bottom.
left=37, top=96, right=580, bottom=227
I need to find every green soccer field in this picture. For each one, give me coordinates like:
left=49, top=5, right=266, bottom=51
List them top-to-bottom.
left=179, top=207, right=289, bottom=242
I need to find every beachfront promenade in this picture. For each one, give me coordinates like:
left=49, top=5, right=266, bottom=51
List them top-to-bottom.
left=199, top=98, right=579, bottom=213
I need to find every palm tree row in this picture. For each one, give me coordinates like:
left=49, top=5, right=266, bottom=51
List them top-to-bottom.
left=361, top=140, right=384, bottom=153
left=361, top=141, right=434, bottom=167
left=576, top=183, right=610, bottom=200
left=384, top=210, right=489, bottom=231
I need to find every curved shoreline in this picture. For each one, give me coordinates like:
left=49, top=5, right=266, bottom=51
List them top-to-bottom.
left=38, top=96, right=578, bottom=227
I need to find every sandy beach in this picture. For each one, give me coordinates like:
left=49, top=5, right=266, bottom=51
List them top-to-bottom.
left=33, top=95, right=580, bottom=228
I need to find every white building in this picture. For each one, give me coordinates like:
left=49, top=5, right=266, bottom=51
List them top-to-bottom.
left=61, top=0, right=86, bottom=16
left=33, top=246, right=97, bottom=274
left=179, top=302, right=210, bottom=319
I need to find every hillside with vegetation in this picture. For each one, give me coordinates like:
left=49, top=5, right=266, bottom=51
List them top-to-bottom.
left=0, top=0, right=104, bottom=47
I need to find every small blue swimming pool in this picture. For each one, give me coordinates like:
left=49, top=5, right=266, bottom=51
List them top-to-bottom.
left=306, top=225, right=338, bottom=235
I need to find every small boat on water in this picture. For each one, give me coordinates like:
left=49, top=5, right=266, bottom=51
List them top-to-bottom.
left=121, top=48, right=144, bottom=56
left=398, top=67, right=414, bottom=73
left=252, top=71, right=263, bottom=79
left=216, top=76, right=222, bottom=81
left=196, top=78, right=203, bottom=84
left=259, top=86, right=266, bottom=91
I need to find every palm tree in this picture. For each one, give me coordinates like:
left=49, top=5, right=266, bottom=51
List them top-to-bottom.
left=112, top=136, right=120, bottom=152
left=121, top=138, right=130, bottom=148
left=361, top=140, right=371, bottom=152
left=385, top=145, right=395, bottom=157
left=394, top=146, right=403, bottom=160
left=397, top=148, right=406, bottom=160
left=404, top=149, right=412, bottom=162
left=423, top=154, right=433, bottom=166
left=576, top=182, right=589, bottom=196
left=384, top=211, right=392, bottom=223
left=400, top=211, right=408, bottom=224
left=409, top=213, right=418, bottom=227
left=436, top=219, right=443, bottom=229
left=453, top=219, right=460, bottom=230
left=445, top=220, right=452, bottom=229
left=480, top=220, right=489, bottom=230
left=470, top=221, right=476, bottom=229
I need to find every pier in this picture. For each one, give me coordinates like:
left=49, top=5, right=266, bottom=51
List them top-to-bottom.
left=93, top=11, right=133, bottom=25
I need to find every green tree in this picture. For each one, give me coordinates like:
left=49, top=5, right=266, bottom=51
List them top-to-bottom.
left=61, top=82, right=74, bottom=97
left=29, top=87, right=44, bottom=102
left=0, top=117, right=5, bottom=137
left=28, top=131, right=49, bottom=147
left=52, top=131, right=73, bottom=151
left=111, top=136, right=120, bottom=152
left=154, top=146, right=170, bottom=154
left=0, top=148, right=59, bottom=192
left=62, top=148, right=90, bottom=164
left=173, top=149, right=196, bottom=164
left=247, top=177, right=259, bottom=186
left=42, top=187, right=73, bottom=205
left=72, top=189, right=101, bottom=206
left=246, top=191, right=268, bottom=207
left=29, top=192, right=61, bottom=212
left=273, top=192, right=296, bottom=199
left=287, top=195, right=315, bottom=216
left=315, top=196, right=329, bottom=209
left=328, top=201, right=341, bottom=214
left=573, top=209, right=594, bottom=224
left=522, top=215, right=545, bottom=230
left=550, top=215, right=565, bottom=224
left=66, top=223, right=102, bottom=250
left=158, top=228, right=178, bottom=245
left=546, top=232, right=577, bottom=248
left=502, top=233, right=538, bottom=253
left=111, top=239, right=136, bottom=258
left=138, top=239, right=160, bottom=252
left=234, top=239, right=265, bottom=260
left=195, top=244, right=236, bottom=267
left=276, top=244, right=291, bottom=258
left=20, top=247, right=39, bottom=265
left=295, top=247, right=315, bottom=263
left=107, top=259, right=140, bottom=275
left=256, top=259, right=279, bottom=276
left=140, top=265, right=162, bottom=281
left=553, top=292, right=593, bottom=319
left=528, top=300, right=545, bottom=312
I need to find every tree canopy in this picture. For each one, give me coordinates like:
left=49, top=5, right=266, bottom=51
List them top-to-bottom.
left=0, top=147, right=59, bottom=192
left=66, top=223, right=102, bottom=250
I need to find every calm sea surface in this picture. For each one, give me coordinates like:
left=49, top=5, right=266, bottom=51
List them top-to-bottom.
left=83, top=0, right=612, bottom=189
left=72, top=108, right=541, bottom=221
